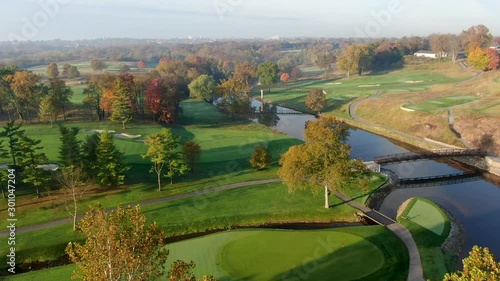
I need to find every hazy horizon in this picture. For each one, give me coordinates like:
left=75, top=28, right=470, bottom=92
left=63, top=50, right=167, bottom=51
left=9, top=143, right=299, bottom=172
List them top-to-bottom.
left=1, top=0, right=499, bottom=42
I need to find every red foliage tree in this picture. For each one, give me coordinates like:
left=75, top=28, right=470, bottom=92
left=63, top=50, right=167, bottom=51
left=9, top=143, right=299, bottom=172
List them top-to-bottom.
left=486, top=48, right=499, bottom=70
left=137, top=61, right=147, bottom=69
left=280, top=73, right=290, bottom=82
left=145, top=78, right=163, bottom=119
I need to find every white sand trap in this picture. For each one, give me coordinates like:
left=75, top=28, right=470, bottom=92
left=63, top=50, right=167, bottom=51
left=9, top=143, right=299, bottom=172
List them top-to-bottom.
left=404, top=80, right=424, bottom=84
left=326, top=82, right=343, bottom=85
left=358, top=84, right=380, bottom=88
left=400, top=105, right=415, bottom=112
left=86, top=129, right=116, bottom=134
left=114, top=133, right=141, bottom=139
left=0, top=164, right=9, bottom=169
left=36, top=164, right=59, bottom=171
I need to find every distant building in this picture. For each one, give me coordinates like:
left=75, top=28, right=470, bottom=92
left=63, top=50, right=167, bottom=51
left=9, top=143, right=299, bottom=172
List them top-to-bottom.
left=489, top=45, right=500, bottom=52
left=414, top=50, right=447, bottom=59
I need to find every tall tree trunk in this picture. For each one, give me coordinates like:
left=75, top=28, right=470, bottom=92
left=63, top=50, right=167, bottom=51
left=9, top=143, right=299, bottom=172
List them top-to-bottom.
left=347, top=70, right=350, bottom=80
left=62, top=104, right=66, bottom=121
left=7, top=107, right=12, bottom=122
left=122, top=121, right=126, bottom=130
left=157, top=172, right=162, bottom=191
left=324, top=185, right=330, bottom=209
left=36, top=186, right=40, bottom=198
left=73, top=192, right=77, bottom=231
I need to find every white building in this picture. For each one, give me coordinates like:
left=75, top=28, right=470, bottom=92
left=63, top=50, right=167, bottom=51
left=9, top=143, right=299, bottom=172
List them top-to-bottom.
left=414, top=50, right=447, bottom=59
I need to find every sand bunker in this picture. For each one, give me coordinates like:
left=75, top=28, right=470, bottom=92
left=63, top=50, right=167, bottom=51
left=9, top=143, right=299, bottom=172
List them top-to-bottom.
left=404, top=80, right=424, bottom=84
left=326, top=82, right=343, bottom=85
left=358, top=84, right=380, bottom=88
left=86, top=129, right=116, bottom=134
left=113, top=133, right=141, bottom=139
left=0, top=164, right=9, bottom=169
left=36, top=164, right=59, bottom=171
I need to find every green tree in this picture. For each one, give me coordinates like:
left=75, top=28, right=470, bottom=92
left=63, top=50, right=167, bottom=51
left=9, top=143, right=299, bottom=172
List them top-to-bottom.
left=338, top=44, right=374, bottom=78
left=46, top=62, right=59, bottom=78
left=256, top=62, right=280, bottom=92
left=62, top=63, right=71, bottom=77
left=67, top=65, right=80, bottom=78
left=188, top=74, right=217, bottom=102
left=48, top=78, right=73, bottom=121
left=305, top=89, right=327, bottom=114
left=38, top=95, right=57, bottom=127
left=278, top=116, right=368, bottom=208
left=1, top=121, right=24, bottom=167
left=58, top=125, right=82, bottom=167
left=143, top=129, right=186, bottom=191
left=95, top=131, right=129, bottom=187
left=81, top=133, right=100, bottom=180
left=18, top=135, right=49, bottom=198
left=0, top=140, right=10, bottom=198
left=182, top=141, right=202, bottom=174
left=250, top=145, right=272, bottom=170
left=66, top=205, right=169, bottom=281
left=444, top=246, right=500, bottom=280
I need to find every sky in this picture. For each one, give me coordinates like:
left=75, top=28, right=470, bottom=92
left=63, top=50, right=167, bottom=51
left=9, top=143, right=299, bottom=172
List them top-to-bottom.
left=0, top=0, right=498, bottom=41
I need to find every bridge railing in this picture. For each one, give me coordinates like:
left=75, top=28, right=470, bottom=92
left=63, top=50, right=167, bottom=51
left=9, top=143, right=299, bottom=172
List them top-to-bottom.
left=374, top=149, right=486, bottom=164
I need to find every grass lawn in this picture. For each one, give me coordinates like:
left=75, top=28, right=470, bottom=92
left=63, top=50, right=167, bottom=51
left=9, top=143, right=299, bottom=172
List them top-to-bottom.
left=69, top=85, right=87, bottom=104
left=402, top=95, right=476, bottom=112
left=0, top=101, right=301, bottom=228
left=0, top=180, right=387, bottom=268
left=397, top=198, right=455, bottom=281
left=5, top=227, right=408, bottom=281
left=3, top=265, right=76, bottom=281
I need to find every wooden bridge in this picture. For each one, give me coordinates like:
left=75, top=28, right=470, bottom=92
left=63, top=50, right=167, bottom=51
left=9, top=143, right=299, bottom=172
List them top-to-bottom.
left=235, top=109, right=310, bottom=115
left=373, top=149, right=486, bottom=165
left=398, top=172, right=482, bottom=188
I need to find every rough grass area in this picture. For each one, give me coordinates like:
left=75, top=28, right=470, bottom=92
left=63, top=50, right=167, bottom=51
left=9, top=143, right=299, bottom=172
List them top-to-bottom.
left=397, top=198, right=455, bottom=281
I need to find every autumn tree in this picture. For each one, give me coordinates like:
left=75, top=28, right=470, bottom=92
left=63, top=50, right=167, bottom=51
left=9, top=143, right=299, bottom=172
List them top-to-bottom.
left=461, top=25, right=493, bottom=53
left=429, top=34, right=449, bottom=59
left=445, top=34, right=461, bottom=63
left=374, top=41, right=402, bottom=68
left=338, top=44, right=365, bottom=79
left=467, top=47, right=490, bottom=71
left=486, top=48, right=499, bottom=70
left=91, top=59, right=107, bottom=72
left=137, top=61, right=147, bottom=69
left=46, top=62, right=59, bottom=78
left=234, top=62, right=256, bottom=90
left=256, top=62, right=280, bottom=92
left=62, top=63, right=71, bottom=77
left=290, top=67, right=302, bottom=81
left=6, top=70, right=41, bottom=122
left=280, top=73, right=290, bottom=83
left=188, top=74, right=217, bottom=102
left=110, top=75, right=135, bottom=129
left=144, top=78, right=163, bottom=120
left=216, top=78, right=252, bottom=117
left=305, top=89, right=327, bottom=114
left=38, top=96, right=57, bottom=127
left=278, top=116, right=368, bottom=208
left=95, top=131, right=129, bottom=187
left=183, top=141, right=202, bottom=173
left=250, top=145, right=272, bottom=170
left=56, top=167, right=88, bottom=231
left=66, top=205, right=169, bottom=281
left=443, top=246, right=500, bottom=280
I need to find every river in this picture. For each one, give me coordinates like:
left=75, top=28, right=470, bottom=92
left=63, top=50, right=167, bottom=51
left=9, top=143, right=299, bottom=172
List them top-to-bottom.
left=251, top=100, right=500, bottom=258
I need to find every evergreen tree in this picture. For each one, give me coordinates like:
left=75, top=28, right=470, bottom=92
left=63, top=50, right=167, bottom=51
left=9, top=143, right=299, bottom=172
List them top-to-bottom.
left=1, top=121, right=24, bottom=167
left=58, top=125, right=82, bottom=167
left=95, top=131, right=128, bottom=186
left=81, top=133, right=100, bottom=181
left=18, top=135, right=49, bottom=198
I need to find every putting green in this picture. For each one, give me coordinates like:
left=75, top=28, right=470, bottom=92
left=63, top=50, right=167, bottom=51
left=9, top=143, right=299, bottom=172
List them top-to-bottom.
left=406, top=199, right=446, bottom=236
left=166, top=229, right=385, bottom=281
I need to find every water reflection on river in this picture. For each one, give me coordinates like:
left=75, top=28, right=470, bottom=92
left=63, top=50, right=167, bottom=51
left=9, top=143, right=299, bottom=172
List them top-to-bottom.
left=251, top=100, right=500, bottom=257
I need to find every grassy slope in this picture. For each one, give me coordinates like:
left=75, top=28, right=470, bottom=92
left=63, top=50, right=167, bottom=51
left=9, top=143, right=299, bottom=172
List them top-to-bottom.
left=0, top=101, right=301, bottom=227
left=397, top=198, right=455, bottom=281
